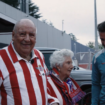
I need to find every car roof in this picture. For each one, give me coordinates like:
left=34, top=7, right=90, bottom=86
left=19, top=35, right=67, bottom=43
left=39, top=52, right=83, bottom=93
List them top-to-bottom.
left=35, top=47, right=59, bottom=51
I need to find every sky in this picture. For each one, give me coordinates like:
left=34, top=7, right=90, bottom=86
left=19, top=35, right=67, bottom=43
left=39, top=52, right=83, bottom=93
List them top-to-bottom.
left=32, top=0, right=105, bottom=46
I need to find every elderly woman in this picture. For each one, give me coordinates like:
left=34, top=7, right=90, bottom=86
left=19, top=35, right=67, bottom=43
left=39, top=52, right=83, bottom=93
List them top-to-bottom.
left=47, top=49, right=85, bottom=105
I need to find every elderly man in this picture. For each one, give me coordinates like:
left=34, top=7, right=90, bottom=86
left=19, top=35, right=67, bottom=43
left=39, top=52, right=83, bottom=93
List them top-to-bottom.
left=0, top=19, right=59, bottom=105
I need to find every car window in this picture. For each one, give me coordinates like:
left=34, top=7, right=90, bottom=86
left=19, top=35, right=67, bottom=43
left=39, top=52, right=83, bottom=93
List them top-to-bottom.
left=42, top=53, right=52, bottom=70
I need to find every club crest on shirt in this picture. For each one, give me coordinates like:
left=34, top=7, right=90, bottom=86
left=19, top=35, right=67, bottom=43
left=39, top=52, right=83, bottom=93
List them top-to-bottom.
left=36, top=65, right=44, bottom=71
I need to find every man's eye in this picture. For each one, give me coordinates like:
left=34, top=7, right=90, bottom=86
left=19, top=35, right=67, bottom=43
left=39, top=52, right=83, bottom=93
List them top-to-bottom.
left=20, top=33, right=25, bottom=35
left=30, top=34, right=35, bottom=37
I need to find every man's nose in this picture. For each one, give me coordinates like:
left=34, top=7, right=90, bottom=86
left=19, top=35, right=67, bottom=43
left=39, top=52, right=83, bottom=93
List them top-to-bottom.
left=24, top=34, right=30, bottom=41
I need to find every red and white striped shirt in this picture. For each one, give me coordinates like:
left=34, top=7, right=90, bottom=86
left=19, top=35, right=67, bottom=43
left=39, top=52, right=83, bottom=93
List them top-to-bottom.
left=0, top=43, right=59, bottom=105
left=47, top=76, right=67, bottom=105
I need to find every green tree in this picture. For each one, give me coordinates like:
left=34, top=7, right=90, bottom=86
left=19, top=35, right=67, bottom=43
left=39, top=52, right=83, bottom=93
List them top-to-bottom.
left=29, top=0, right=41, bottom=19
left=42, top=19, right=48, bottom=24
left=48, top=21, right=54, bottom=27
left=69, top=33, right=78, bottom=41
left=87, top=41, right=95, bottom=49
left=87, top=41, right=104, bottom=50
left=98, top=43, right=104, bottom=49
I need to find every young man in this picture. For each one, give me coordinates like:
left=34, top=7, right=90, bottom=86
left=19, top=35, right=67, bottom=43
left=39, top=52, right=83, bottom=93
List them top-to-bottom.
left=0, top=19, right=59, bottom=105
left=92, top=21, right=105, bottom=105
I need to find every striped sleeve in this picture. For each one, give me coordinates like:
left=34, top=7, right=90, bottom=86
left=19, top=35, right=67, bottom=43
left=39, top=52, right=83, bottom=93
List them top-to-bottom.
left=0, top=54, right=5, bottom=86
left=0, top=69, right=3, bottom=86
left=47, top=77, right=60, bottom=105
left=47, top=94, right=59, bottom=105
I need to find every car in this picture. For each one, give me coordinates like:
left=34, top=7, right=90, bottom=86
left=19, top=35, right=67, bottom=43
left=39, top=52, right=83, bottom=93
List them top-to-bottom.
left=35, top=47, right=92, bottom=105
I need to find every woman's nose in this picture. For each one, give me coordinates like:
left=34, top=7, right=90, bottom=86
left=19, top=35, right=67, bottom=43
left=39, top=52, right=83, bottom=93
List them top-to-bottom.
left=71, top=64, right=74, bottom=69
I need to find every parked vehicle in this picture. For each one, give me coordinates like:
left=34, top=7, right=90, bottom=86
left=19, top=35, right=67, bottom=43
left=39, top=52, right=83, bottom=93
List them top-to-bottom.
left=35, top=47, right=92, bottom=105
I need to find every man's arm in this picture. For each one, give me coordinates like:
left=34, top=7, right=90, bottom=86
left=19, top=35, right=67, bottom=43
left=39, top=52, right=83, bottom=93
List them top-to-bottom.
left=91, top=56, right=100, bottom=105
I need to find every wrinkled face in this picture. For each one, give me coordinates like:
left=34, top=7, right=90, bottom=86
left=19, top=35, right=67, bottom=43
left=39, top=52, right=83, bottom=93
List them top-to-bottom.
left=12, top=20, right=36, bottom=59
left=99, top=32, right=105, bottom=48
left=58, top=56, right=73, bottom=81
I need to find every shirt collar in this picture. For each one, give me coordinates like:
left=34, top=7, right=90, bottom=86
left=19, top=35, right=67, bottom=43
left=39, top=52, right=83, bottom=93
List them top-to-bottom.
left=9, top=42, right=37, bottom=63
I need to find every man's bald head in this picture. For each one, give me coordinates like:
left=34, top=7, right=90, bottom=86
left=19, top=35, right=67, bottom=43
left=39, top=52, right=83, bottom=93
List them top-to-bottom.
left=13, top=19, right=36, bottom=34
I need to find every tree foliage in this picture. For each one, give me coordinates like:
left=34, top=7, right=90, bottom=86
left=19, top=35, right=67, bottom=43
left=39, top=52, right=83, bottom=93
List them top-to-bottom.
left=1, top=0, right=42, bottom=19
left=29, top=0, right=41, bottom=19
left=42, top=19, right=48, bottom=24
left=48, top=21, right=54, bottom=27
left=69, top=33, right=78, bottom=41
left=86, top=41, right=94, bottom=49
left=87, top=41, right=104, bottom=50
left=98, top=43, right=104, bottom=49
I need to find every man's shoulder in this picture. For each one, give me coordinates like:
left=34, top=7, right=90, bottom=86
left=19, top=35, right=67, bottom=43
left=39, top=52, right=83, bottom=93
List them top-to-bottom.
left=0, top=46, right=8, bottom=54
left=33, top=48, right=44, bottom=59
left=33, top=48, right=43, bottom=55
left=93, top=49, right=105, bottom=64
left=94, top=49, right=105, bottom=59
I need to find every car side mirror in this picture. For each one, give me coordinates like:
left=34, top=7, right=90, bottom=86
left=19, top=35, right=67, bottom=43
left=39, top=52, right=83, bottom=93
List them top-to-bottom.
left=73, top=66, right=79, bottom=70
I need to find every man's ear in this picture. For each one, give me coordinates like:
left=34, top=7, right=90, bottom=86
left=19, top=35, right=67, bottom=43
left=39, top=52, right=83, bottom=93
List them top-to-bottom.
left=12, top=31, right=15, bottom=41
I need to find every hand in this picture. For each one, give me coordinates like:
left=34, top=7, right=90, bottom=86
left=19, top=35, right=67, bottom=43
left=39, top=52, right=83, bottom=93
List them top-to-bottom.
left=52, top=103, right=59, bottom=105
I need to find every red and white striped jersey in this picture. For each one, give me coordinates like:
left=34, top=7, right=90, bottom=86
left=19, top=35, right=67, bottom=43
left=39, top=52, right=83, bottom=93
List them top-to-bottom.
left=0, top=43, right=59, bottom=105
left=47, top=76, right=68, bottom=105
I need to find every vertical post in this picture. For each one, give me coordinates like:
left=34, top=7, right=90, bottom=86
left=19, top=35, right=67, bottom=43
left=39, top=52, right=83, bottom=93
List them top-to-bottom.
left=18, top=0, right=21, bottom=10
left=20, top=0, right=23, bottom=11
left=21, top=0, right=26, bottom=12
left=26, top=0, right=29, bottom=16
left=94, top=0, right=98, bottom=51
left=62, top=20, right=64, bottom=34
left=69, top=33, right=72, bottom=50
left=74, top=43, right=76, bottom=60
left=74, top=43, right=78, bottom=66
left=88, top=49, right=91, bottom=70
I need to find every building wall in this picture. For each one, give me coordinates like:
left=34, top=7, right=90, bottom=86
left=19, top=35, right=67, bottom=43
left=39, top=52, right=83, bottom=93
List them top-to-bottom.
left=0, top=1, right=71, bottom=49
left=71, top=40, right=95, bottom=53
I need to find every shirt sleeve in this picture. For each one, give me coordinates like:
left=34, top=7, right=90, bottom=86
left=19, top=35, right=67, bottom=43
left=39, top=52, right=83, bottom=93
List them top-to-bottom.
left=91, top=56, right=100, bottom=105
left=47, top=77, right=59, bottom=105
left=47, top=94, right=59, bottom=105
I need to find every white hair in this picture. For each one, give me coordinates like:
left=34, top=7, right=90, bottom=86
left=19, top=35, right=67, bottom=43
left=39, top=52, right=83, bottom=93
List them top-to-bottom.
left=50, top=49, right=74, bottom=68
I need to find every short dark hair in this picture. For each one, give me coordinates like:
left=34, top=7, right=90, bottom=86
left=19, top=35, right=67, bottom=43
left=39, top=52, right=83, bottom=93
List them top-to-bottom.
left=97, top=21, right=105, bottom=32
